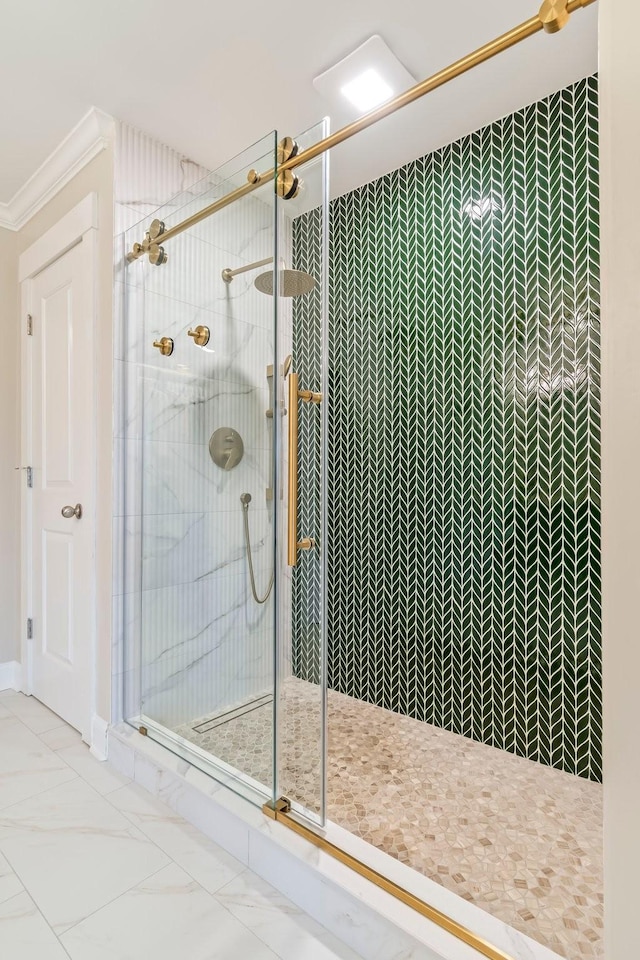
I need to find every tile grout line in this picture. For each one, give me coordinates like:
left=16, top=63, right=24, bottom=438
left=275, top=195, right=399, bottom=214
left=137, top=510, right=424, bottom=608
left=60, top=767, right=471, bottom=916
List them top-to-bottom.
left=55, top=860, right=175, bottom=939
left=1, top=888, right=74, bottom=960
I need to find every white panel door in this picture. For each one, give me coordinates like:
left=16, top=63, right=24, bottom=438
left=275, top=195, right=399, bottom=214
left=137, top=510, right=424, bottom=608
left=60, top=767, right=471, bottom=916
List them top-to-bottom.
left=27, top=240, right=94, bottom=734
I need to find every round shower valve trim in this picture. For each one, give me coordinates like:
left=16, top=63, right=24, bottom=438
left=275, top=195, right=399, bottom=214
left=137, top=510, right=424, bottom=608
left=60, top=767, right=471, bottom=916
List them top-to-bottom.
left=209, top=428, right=244, bottom=470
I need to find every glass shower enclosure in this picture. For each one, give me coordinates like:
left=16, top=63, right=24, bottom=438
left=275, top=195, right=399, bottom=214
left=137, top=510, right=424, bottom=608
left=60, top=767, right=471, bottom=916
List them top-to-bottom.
left=119, top=124, right=329, bottom=825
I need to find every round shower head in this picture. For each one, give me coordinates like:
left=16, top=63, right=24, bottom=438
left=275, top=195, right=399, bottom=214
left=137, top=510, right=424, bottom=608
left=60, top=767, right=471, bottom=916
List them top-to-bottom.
left=254, top=269, right=316, bottom=298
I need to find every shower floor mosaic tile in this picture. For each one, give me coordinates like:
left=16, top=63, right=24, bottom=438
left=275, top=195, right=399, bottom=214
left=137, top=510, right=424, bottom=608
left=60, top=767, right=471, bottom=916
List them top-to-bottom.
left=176, top=677, right=603, bottom=960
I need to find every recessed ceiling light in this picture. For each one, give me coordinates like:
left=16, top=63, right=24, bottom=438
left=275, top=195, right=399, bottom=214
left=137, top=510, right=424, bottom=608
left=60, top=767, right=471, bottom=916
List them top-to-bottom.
left=313, top=36, right=415, bottom=118
left=341, top=68, right=393, bottom=112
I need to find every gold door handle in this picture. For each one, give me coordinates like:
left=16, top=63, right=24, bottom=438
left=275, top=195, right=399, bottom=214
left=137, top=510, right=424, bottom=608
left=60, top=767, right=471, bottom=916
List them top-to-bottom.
left=287, top=372, right=321, bottom=566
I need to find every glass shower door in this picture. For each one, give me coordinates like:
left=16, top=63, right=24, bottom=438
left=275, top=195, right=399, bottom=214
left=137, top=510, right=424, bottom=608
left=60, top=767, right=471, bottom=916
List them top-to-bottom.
left=275, top=119, right=329, bottom=825
left=120, top=122, right=330, bottom=820
left=121, top=132, right=281, bottom=803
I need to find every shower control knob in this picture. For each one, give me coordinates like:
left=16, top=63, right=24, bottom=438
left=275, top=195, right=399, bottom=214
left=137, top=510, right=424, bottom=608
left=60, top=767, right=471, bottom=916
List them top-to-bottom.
left=188, top=325, right=210, bottom=347
left=153, top=337, right=174, bottom=356
left=209, top=427, right=244, bottom=470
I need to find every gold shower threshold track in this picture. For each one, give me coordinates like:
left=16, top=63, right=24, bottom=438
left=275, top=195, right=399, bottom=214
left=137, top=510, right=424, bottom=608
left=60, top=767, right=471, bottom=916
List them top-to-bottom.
left=128, top=0, right=597, bottom=264
left=263, top=798, right=516, bottom=960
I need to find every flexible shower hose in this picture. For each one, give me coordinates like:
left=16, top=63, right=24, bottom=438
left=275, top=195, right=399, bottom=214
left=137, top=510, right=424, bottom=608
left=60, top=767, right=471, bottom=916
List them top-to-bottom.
left=240, top=493, right=274, bottom=604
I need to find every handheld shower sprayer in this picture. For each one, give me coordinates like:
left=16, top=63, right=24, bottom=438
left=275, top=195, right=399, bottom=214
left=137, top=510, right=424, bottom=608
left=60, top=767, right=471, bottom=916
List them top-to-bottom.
left=241, top=493, right=274, bottom=605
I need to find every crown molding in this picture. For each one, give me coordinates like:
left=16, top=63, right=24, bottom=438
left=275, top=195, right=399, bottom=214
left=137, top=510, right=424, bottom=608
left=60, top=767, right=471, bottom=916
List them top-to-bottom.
left=0, top=107, right=115, bottom=231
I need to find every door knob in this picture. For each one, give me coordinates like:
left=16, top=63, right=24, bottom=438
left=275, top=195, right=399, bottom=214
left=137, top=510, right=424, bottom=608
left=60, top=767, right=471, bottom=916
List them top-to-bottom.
left=61, top=503, right=83, bottom=520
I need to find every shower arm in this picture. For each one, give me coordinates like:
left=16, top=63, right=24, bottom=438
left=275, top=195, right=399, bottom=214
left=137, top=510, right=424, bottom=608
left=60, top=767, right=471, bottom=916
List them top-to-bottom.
left=127, top=0, right=596, bottom=265
left=221, top=257, right=274, bottom=284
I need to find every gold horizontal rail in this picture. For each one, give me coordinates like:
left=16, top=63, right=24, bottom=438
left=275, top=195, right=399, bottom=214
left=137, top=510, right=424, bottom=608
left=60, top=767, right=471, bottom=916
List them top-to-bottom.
left=127, top=0, right=597, bottom=263
left=263, top=797, right=516, bottom=960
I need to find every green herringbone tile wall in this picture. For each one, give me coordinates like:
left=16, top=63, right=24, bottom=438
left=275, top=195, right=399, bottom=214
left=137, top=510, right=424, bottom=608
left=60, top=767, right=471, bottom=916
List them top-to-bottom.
left=292, top=75, right=601, bottom=781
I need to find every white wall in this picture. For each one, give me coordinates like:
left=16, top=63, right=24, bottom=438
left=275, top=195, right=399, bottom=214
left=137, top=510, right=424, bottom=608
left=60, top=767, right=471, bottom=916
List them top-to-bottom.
left=600, top=1, right=640, bottom=956
left=0, top=226, right=18, bottom=667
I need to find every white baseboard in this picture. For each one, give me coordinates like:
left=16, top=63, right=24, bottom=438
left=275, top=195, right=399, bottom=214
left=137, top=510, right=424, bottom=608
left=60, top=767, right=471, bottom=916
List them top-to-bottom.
left=0, top=661, right=23, bottom=692
left=89, top=714, right=109, bottom=761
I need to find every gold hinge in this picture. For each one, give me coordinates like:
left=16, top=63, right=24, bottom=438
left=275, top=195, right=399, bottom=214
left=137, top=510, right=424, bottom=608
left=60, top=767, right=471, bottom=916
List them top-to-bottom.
left=26, top=314, right=33, bottom=336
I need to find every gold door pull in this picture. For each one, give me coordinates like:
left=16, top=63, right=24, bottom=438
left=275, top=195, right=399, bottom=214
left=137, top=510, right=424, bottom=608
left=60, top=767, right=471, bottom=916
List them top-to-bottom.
left=287, top=371, right=321, bottom=566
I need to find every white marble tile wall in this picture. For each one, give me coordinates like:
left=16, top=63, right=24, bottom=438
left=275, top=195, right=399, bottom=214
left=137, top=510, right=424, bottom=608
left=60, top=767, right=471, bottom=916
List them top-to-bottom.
left=114, top=121, right=211, bottom=238
left=113, top=123, right=294, bottom=745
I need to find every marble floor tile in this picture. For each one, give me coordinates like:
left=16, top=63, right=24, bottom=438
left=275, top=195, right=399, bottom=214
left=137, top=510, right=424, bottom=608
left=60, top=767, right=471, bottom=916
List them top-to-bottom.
left=0, top=689, right=21, bottom=701
left=0, top=695, right=367, bottom=960
left=3, top=695, right=68, bottom=735
left=0, top=715, right=78, bottom=810
left=39, top=724, right=83, bottom=752
left=56, top=743, right=131, bottom=796
left=0, top=778, right=170, bottom=933
left=108, top=783, right=246, bottom=894
left=0, top=850, right=23, bottom=906
left=60, top=862, right=280, bottom=960
left=216, top=870, right=363, bottom=960
left=0, top=891, right=70, bottom=960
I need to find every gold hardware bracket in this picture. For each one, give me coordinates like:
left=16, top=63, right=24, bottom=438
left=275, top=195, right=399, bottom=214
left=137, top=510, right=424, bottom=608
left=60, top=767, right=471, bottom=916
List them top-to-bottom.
left=539, top=0, right=569, bottom=32
left=277, top=137, right=299, bottom=164
left=247, top=169, right=261, bottom=184
left=276, top=169, right=300, bottom=201
left=127, top=218, right=168, bottom=266
left=148, top=218, right=166, bottom=240
left=187, top=325, right=210, bottom=347
left=153, top=337, right=174, bottom=356
left=299, top=389, right=322, bottom=404
left=297, top=537, right=315, bottom=551
left=139, top=725, right=148, bottom=737
left=262, top=797, right=292, bottom=820
left=262, top=798, right=517, bottom=960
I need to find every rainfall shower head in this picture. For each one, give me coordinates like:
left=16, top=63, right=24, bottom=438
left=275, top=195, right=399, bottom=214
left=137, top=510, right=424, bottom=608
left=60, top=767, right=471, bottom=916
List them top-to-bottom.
left=222, top=257, right=316, bottom=298
left=254, top=269, right=316, bottom=298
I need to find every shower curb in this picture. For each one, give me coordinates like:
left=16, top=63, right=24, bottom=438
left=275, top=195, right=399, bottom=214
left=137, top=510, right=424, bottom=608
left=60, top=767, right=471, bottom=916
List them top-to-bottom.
left=106, top=723, right=559, bottom=960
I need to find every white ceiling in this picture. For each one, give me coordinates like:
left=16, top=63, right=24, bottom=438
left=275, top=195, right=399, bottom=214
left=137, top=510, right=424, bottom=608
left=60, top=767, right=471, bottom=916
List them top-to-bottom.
left=0, top=0, right=598, bottom=204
